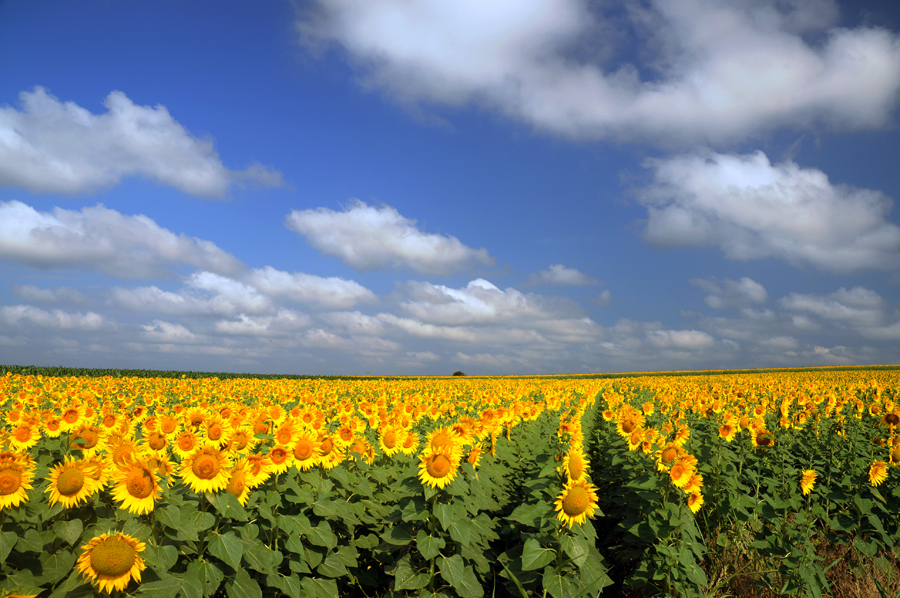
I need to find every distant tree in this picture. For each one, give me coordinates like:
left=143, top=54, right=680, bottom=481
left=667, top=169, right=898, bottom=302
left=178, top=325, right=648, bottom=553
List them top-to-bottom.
left=452, top=371, right=465, bottom=376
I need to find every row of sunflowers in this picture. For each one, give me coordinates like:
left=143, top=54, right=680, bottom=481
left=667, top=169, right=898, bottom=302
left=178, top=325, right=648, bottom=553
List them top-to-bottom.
left=0, top=373, right=609, bottom=598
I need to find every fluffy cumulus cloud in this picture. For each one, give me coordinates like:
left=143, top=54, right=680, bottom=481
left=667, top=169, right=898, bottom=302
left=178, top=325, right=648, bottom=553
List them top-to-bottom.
left=298, top=0, right=900, bottom=145
left=0, top=87, right=282, bottom=196
left=638, top=151, right=900, bottom=272
left=0, top=200, right=244, bottom=278
left=286, top=200, right=494, bottom=274
left=526, top=264, right=599, bottom=286
left=247, top=266, right=376, bottom=310
left=691, top=276, right=768, bottom=309
left=11, top=284, right=91, bottom=305
left=780, top=286, right=900, bottom=339
left=0, top=305, right=106, bottom=330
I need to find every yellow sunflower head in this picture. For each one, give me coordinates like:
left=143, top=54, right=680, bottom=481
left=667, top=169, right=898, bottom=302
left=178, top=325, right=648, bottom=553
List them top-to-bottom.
left=291, top=433, right=321, bottom=470
left=179, top=446, right=233, bottom=494
left=418, top=446, right=460, bottom=490
left=561, top=446, right=588, bottom=483
left=0, top=451, right=35, bottom=510
left=46, top=456, right=98, bottom=509
left=111, top=460, right=160, bottom=515
left=870, top=460, right=889, bottom=487
left=225, top=461, right=251, bottom=506
left=800, top=469, right=817, bottom=496
left=554, top=479, right=599, bottom=528
left=76, top=532, right=146, bottom=594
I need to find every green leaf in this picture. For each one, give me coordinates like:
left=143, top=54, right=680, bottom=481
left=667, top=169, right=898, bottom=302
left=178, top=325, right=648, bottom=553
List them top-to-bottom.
left=207, top=491, right=249, bottom=521
left=508, top=501, right=550, bottom=527
left=156, top=504, right=181, bottom=529
left=178, top=506, right=216, bottom=542
left=51, top=518, right=83, bottom=547
left=307, top=521, right=338, bottom=549
left=382, top=522, right=415, bottom=546
left=16, top=528, right=46, bottom=553
left=416, top=529, right=446, bottom=560
left=1, top=530, right=18, bottom=562
left=208, top=532, right=244, bottom=571
left=560, top=535, right=589, bottom=568
left=521, top=538, right=556, bottom=571
left=242, top=540, right=277, bottom=575
left=144, top=544, right=180, bottom=573
left=37, top=550, right=77, bottom=585
left=317, top=551, right=349, bottom=578
left=394, top=554, right=430, bottom=590
left=439, top=555, right=484, bottom=598
left=185, top=560, right=223, bottom=598
left=543, top=567, right=574, bottom=598
left=226, top=569, right=262, bottom=598
left=136, top=573, right=182, bottom=598
left=267, top=574, right=304, bottom=598
left=301, top=577, right=339, bottom=598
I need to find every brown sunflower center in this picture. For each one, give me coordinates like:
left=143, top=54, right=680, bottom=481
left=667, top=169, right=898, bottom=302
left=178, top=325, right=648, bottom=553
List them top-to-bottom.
left=63, top=409, right=79, bottom=423
left=886, top=414, right=900, bottom=426
left=103, top=415, right=116, bottom=428
left=191, top=416, right=204, bottom=428
left=161, top=419, right=177, bottom=434
left=47, top=420, right=61, bottom=432
left=621, top=420, right=635, bottom=434
left=253, top=422, right=268, bottom=435
left=208, top=424, right=223, bottom=441
left=14, top=427, right=32, bottom=442
left=73, top=429, right=100, bottom=450
left=276, top=429, right=292, bottom=444
left=382, top=430, right=397, bottom=449
left=232, top=432, right=248, bottom=451
left=148, top=433, right=167, bottom=451
left=430, top=433, right=453, bottom=451
left=757, top=433, right=773, bottom=447
left=178, top=435, right=196, bottom=451
left=320, top=438, right=333, bottom=456
left=294, top=440, right=314, bottom=461
left=660, top=447, right=678, bottom=464
left=270, top=448, right=289, bottom=464
left=192, top=454, right=221, bottom=480
left=426, top=454, right=452, bottom=479
left=567, top=454, right=584, bottom=480
left=670, top=464, right=686, bottom=482
left=57, top=466, right=85, bottom=496
left=125, top=467, right=154, bottom=499
left=0, top=468, right=22, bottom=495
left=226, top=472, right=245, bottom=497
left=562, top=486, right=589, bottom=517
left=90, top=536, right=136, bottom=577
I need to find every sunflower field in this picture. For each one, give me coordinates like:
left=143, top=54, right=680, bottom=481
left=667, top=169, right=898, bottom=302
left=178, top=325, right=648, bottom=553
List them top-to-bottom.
left=0, top=366, right=899, bottom=598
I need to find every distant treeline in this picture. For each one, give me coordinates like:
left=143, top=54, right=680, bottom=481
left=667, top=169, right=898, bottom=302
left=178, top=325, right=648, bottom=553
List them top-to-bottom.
left=1, top=363, right=897, bottom=381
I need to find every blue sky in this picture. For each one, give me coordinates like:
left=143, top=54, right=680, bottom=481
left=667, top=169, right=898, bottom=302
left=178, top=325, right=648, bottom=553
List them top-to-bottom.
left=1, top=0, right=899, bottom=375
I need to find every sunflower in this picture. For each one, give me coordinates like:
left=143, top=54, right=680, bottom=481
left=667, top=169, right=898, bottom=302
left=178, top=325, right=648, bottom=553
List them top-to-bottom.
left=59, top=405, right=83, bottom=432
left=158, top=414, right=180, bottom=436
left=43, top=416, right=64, bottom=438
left=273, top=420, right=298, bottom=451
left=718, top=420, right=738, bottom=442
left=8, top=424, right=39, bottom=451
left=378, top=424, right=402, bottom=457
left=69, top=425, right=106, bottom=457
left=426, top=427, right=462, bottom=457
left=751, top=428, right=774, bottom=449
left=399, top=430, right=420, bottom=456
left=142, top=431, right=169, bottom=456
left=172, top=431, right=200, bottom=459
left=291, top=432, right=321, bottom=471
left=317, top=434, right=343, bottom=470
left=347, top=435, right=375, bottom=464
left=466, top=444, right=483, bottom=469
left=266, top=445, right=294, bottom=475
left=560, top=445, right=588, bottom=483
left=179, top=446, right=233, bottom=494
left=418, top=446, right=460, bottom=490
left=0, top=451, right=35, bottom=510
left=244, top=453, right=273, bottom=488
left=669, top=454, right=698, bottom=488
left=46, top=456, right=99, bottom=508
left=111, top=459, right=160, bottom=514
left=225, top=460, right=251, bottom=506
left=869, top=461, right=889, bottom=487
left=800, top=469, right=817, bottom=496
left=683, top=473, right=703, bottom=495
left=554, top=479, right=599, bottom=528
left=687, top=491, right=704, bottom=514
left=77, top=532, right=146, bottom=593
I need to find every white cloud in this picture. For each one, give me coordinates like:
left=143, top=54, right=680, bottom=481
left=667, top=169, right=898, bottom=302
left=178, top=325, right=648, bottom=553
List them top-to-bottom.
left=298, top=0, right=900, bottom=145
left=0, top=87, right=282, bottom=196
left=638, top=151, right=900, bottom=272
left=0, top=200, right=244, bottom=278
left=286, top=200, right=494, bottom=274
left=526, top=264, right=599, bottom=286
left=247, top=266, right=376, bottom=310
left=691, top=276, right=768, bottom=309
left=11, top=284, right=90, bottom=305
left=780, top=286, right=885, bottom=327
left=591, top=290, right=612, bottom=306
left=0, top=305, right=106, bottom=330
left=216, top=310, right=313, bottom=336
left=141, top=320, right=196, bottom=343
left=646, top=329, right=716, bottom=350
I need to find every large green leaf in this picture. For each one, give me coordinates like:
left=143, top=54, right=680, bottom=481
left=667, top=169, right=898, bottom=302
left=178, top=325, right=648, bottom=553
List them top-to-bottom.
left=207, top=492, right=249, bottom=521
left=51, top=518, right=83, bottom=547
left=416, top=529, right=446, bottom=560
left=208, top=532, right=244, bottom=571
left=521, top=538, right=556, bottom=571
left=393, top=554, right=430, bottom=590
left=439, top=555, right=483, bottom=598
left=184, top=560, right=223, bottom=598
left=226, top=569, right=262, bottom=598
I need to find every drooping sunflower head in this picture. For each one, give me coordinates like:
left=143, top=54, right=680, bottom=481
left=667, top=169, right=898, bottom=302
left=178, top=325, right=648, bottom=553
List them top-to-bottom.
left=418, top=446, right=460, bottom=490
left=561, top=446, right=588, bottom=483
left=46, top=456, right=98, bottom=509
left=225, top=461, right=251, bottom=506
left=554, top=479, right=599, bottom=528
left=687, top=491, right=704, bottom=514
left=76, top=532, right=146, bottom=594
